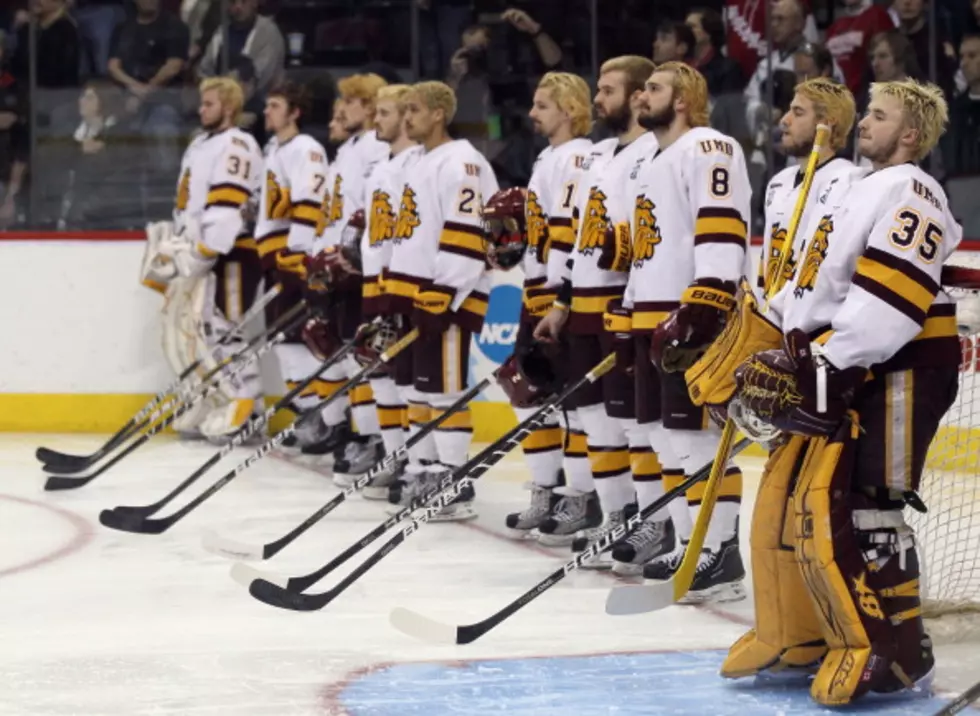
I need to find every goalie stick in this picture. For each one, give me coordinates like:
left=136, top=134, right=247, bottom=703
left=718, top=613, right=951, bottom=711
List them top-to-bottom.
left=37, top=283, right=283, bottom=473
left=42, top=304, right=308, bottom=491
left=98, top=328, right=420, bottom=535
left=245, top=353, right=616, bottom=612
left=205, top=368, right=498, bottom=563
left=388, top=436, right=752, bottom=644
left=932, top=680, right=980, bottom=716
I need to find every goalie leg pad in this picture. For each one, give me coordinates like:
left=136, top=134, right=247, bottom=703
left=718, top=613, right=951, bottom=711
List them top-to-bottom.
left=685, top=281, right=782, bottom=407
left=721, top=436, right=827, bottom=680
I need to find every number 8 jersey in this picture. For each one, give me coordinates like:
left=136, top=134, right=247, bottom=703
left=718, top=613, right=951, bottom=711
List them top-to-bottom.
left=625, top=127, right=752, bottom=331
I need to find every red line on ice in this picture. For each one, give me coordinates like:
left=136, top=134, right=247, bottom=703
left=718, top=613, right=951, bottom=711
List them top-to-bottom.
left=0, top=493, right=94, bottom=579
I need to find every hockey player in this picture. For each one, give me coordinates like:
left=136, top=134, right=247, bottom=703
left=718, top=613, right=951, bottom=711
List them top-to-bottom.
left=534, top=56, right=662, bottom=569
left=625, top=62, right=751, bottom=599
left=489, top=72, right=595, bottom=539
left=309, top=73, right=391, bottom=473
left=141, top=76, right=264, bottom=441
left=722, top=79, right=961, bottom=706
left=253, top=81, right=334, bottom=452
left=383, top=81, right=499, bottom=521
left=339, top=83, right=424, bottom=496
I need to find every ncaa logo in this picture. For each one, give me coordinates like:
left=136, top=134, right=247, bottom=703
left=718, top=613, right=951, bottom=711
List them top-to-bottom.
left=476, top=283, right=522, bottom=364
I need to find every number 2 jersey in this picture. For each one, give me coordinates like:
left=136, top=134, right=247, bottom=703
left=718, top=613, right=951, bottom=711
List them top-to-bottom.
left=174, top=126, right=262, bottom=257
left=625, top=127, right=751, bottom=332
left=254, top=133, right=329, bottom=272
left=522, top=137, right=592, bottom=318
left=383, top=139, right=499, bottom=332
left=767, top=162, right=964, bottom=372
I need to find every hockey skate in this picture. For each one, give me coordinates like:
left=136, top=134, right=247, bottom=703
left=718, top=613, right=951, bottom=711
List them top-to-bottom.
left=299, top=417, right=353, bottom=457
left=332, top=434, right=384, bottom=487
left=360, top=453, right=408, bottom=500
left=386, top=465, right=477, bottom=522
left=505, top=483, right=560, bottom=539
left=536, top=489, right=602, bottom=546
left=570, top=509, right=627, bottom=570
left=611, top=517, right=675, bottom=576
left=678, top=534, right=746, bottom=604
left=642, top=539, right=688, bottom=581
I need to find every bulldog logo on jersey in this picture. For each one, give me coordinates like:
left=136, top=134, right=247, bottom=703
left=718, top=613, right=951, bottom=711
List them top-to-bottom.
left=176, top=168, right=191, bottom=211
left=265, top=171, right=291, bottom=220
left=327, top=175, right=344, bottom=225
left=393, top=185, right=421, bottom=242
left=577, top=187, right=610, bottom=255
left=369, top=190, right=396, bottom=245
left=526, top=190, right=547, bottom=259
left=631, top=197, right=662, bottom=268
left=794, top=215, right=833, bottom=298
left=766, top=225, right=796, bottom=294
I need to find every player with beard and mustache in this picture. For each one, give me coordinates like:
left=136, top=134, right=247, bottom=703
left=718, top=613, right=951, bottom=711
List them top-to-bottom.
left=533, top=56, right=664, bottom=571
left=621, top=62, right=752, bottom=602
left=720, top=78, right=963, bottom=707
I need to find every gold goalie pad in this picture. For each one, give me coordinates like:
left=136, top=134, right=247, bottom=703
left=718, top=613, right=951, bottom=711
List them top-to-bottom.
left=685, top=280, right=782, bottom=407
left=721, top=435, right=827, bottom=679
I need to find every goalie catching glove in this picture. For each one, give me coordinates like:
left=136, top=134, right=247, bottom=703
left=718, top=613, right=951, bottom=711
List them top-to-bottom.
left=650, top=278, right=736, bottom=373
left=734, top=328, right=866, bottom=437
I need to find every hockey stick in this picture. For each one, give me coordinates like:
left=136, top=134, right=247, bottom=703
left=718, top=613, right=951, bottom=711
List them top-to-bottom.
left=37, top=283, right=283, bottom=472
left=42, top=305, right=308, bottom=491
left=98, top=328, right=419, bottom=535
left=245, top=353, right=616, bottom=612
left=207, top=369, right=498, bottom=563
left=389, top=436, right=753, bottom=643
left=932, top=680, right=980, bottom=716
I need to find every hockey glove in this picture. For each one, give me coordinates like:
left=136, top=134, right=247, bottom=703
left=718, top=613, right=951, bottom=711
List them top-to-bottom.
left=651, top=278, right=736, bottom=373
left=412, top=286, right=455, bottom=339
left=603, top=298, right=635, bottom=375
left=734, top=328, right=866, bottom=437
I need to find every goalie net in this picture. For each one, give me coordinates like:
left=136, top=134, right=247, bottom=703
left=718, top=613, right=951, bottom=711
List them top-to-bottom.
left=906, top=257, right=980, bottom=631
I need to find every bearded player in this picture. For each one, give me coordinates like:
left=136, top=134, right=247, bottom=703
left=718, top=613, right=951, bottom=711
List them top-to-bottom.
left=723, top=78, right=961, bottom=706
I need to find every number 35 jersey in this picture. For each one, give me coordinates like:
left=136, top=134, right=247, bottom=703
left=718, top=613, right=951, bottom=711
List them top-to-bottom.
left=625, top=127, right=751, bottom=331
left=768, top=163, right=964, bottom=371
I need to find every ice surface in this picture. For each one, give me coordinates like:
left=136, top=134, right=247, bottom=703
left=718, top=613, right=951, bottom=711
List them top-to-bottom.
left=0, top=434, right=977, bottom=715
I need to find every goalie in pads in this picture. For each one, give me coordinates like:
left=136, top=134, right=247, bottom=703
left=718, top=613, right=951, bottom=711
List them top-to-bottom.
left=141, top=77, right=264, bottom=441
left=721, top=79, right=961, bottom=707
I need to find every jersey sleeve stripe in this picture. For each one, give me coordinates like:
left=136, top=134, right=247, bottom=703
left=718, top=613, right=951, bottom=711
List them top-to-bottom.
left=206, top=183, right=250, bottom=207
left=291, top=202, right=322, bottom=227
left=694, top=210, right=748, bottom=247
left=549, top=217, right=573, bottom=227
left=548, top=224, right=576, bottom=252
left=439, top=225, right=486, bottom=260
left=256, top=230, right=288, bottom=258
left=854, top=249, right=938, bottom=322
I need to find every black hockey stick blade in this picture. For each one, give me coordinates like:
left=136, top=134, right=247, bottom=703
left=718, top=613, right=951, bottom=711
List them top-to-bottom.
left=37, top=448, right=98, bottom=472
left=42, top=458, right=97, bottom=475
left=43, top=472, right=102, bottom=491
left=98, top=507, right=171, bottom=535
left=249, top=577, right=330, bottom=611
left=932, top=679, right=980, bottom=716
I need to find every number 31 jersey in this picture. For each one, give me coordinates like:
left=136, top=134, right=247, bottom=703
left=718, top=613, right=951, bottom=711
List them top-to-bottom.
left=625, top=127, right=751, bottom=332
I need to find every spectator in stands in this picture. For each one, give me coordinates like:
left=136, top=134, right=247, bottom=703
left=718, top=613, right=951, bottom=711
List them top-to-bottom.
left=10, top=0, right=81, bottom=88
left=73, top=0, right=127, bottom=78
left=108, top=0, right=188, bottom=171
left=197, top=0, right=284, bottom=99
left=416, top=0, right=472, bottom=80
left=825, top=0, right=895, bottom=94
left=889, top=0, right=957, bottom=96
left=685, top=7, right=745, bottom=97
left=652, top=21, right=694, bottom=64
left=447, top=24, right=491, bottom=92
left=868, top=30, right=922, bottom=83
left=0, top=32, right=27, bottom=228
left=943, top=33, right=980, bottom=176
left=793, top=41, right=835, bottom=82
left=229, top=56, right=266, bottom=147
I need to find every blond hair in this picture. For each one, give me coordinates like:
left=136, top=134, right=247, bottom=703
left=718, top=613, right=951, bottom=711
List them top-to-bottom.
left=600, top=55, right=656, bottom=97
left=653, top=61, right=710, bottom=128
left=537, top=72, right=593, bottom=137
left=337, top=73, right=388, bottom=110
left=199, top=76, right=244, bottom=123
left=794, top=77, right=856, bottom=151
left=869, top=79, right=949, bottom=161
left=408, top=81, right=458, bottom=125
left=376, top=83, right=414, bottom=112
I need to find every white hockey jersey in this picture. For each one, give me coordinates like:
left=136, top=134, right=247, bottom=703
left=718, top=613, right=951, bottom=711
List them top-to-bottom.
left=174, top=126, right=262, bottom=256
left=625, top=127, right=751, bottom=332
left=316, top=129, right=389, bottom=253
left=566, top=132, right=659, bottom=333
left=254, top=133, right=329, bottom=270
left=522, top=137, right=592, bottom=316
left=383, top=139, right=499, bottom=332
left=360, top=143, right=424, bottom=316
left=757, top=157, right=863, bottom=298
left=768, top=163, right=963, bottom=372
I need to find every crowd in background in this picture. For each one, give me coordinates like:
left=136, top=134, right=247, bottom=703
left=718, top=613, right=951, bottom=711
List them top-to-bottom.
left=2, top=0, right=980, bottom=236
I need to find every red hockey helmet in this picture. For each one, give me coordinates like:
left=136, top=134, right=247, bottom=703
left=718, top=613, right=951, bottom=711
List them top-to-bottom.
left=483, top=187, right=528, bottom=270
left=301, top=316, right=340, bottom=361
left=496, top=341, right=565, bottom=407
